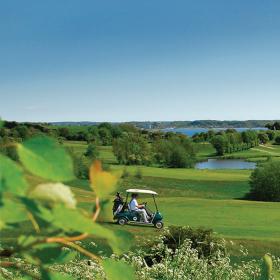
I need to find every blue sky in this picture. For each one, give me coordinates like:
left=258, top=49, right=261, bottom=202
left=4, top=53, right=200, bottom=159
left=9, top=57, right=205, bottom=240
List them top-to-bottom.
left=0, top=0, right=279, bottom=122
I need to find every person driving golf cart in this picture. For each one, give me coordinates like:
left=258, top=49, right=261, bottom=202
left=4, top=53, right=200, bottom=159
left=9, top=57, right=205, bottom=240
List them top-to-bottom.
left=113, top=188, right=164, bottom=229
left=129, top=193, right=149, bottom=223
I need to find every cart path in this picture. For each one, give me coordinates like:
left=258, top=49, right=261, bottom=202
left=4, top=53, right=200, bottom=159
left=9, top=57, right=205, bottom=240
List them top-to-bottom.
left=259, top=145, right=276, bottom=150
left=251, top=147, right=280, bottom=156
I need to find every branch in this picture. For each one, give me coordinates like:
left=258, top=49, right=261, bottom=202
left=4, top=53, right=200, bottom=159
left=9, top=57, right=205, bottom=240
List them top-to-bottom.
left=92, top=197, right=100, bottom=222
left=27, top=211, right=40, bottom=233
left=46, top=233, right=89, bottom=243
left=48, top=239, right=101, bottom=263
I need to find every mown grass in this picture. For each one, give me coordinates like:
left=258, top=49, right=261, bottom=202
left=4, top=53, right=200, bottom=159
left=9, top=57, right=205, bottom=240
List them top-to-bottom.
left=194, top=142, right=216, bottom=160
left=111, top=165, right=251, bottom=182
left=118, top=176, right=250, bottom=200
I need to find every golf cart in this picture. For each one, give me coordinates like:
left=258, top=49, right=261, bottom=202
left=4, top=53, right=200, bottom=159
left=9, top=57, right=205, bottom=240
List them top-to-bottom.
left=113, top=189, right=164, bottom=229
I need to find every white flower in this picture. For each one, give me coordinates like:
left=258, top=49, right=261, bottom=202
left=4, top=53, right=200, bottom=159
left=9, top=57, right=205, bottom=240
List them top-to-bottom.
left=29, top=182, right=77, bottom=208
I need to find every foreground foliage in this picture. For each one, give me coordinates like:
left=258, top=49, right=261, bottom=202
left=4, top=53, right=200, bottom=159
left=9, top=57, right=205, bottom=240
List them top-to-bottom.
left=0, top=136, right=134, bottom=279
left=2, top=227, right=280, bottom=280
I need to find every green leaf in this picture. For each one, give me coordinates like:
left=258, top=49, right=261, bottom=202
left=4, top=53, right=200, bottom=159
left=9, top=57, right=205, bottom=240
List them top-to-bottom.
left=17, top=137, right=74, bottom=181
left=0, top=154, right=28, bottom=195
left=89, top=161, right=119, bottom=197
left=0, top=199, right=29, bottom=229
left=51, top=205, right=131, bottom=254
left=18, top=235, right=38, bottom=247
left=32, top=246, right=77, bottom=264
left=260, top=254, right=273, bottom=280
left=103, top=259, right=135, bottom=280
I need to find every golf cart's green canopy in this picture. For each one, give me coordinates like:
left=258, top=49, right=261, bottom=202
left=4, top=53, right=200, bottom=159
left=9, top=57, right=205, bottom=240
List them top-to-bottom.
left=126, top=189, right=158, bottom=195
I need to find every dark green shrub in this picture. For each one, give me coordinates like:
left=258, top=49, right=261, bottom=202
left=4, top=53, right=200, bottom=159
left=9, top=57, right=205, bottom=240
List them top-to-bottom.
left=113, top=133, right=151, bottom=165
left=275, top=135, right=280, bottom=145
left=153, top=136, right=196, bottom=168
left=84, top=143, right=99, bottom=160
left=247, top=161, right=280, bottom=201
left=144, top=226, right=226, bottom=266
left=162, top=226, right=226, bottom=258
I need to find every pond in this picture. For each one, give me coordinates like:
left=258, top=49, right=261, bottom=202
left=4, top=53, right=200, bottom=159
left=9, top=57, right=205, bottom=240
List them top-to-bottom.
left=195, top=159, right=256, bottom=170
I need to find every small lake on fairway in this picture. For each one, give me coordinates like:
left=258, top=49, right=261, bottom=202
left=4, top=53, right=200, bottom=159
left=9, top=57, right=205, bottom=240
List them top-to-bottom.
left=195, top=159, right=256, bottom=170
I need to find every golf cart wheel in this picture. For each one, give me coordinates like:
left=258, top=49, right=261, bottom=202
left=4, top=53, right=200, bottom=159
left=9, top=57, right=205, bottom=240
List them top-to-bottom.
left=118, top=218, right=127, bottom=226
left=154, top=221, right=163, bottom=229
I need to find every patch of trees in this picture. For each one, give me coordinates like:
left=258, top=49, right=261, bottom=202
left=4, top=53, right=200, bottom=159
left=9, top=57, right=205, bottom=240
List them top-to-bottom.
left=0, top=121, right=132, bottom=146
left=0, top=121, right=52, bottom=141
left=265, top=121, right=280, bottom=130
left=210, top=130, right=259, bottom=156
left=112, top=132, right=196, bottom=168
left=113, top=133, right=151, bottom=165
left=153, top=135, right=196, bottom=168
left=247, top=161, right=280, bottom=202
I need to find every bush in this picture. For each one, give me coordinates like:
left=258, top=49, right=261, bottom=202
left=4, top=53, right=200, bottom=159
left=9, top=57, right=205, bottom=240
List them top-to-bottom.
left=113, top=133, right=151, bottom=165
left=275, top=135, right=280, bottom=145
left=153, top=137, right=196, bottom=168
left=84, top=143, right=99, bottom=160
left=68, top=148, right=89, bottom=179
left=247, top=161, right=280, bottom=201
left=143, top=226, right=226, bottom=266
left=162, top=226, right=226, bottom=258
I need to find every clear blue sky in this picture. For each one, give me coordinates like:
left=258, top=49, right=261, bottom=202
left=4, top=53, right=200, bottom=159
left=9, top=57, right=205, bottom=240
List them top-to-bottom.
left=0, top=0, right=279, bottom=122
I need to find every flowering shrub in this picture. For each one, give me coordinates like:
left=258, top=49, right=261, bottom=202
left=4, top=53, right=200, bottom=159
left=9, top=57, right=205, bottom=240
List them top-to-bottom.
left=1, top=230, right=280, bottom=279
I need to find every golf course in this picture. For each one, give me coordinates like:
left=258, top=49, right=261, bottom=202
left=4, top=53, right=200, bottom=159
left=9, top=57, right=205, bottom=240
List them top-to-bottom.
left=1, top=123, right=280, bottom=279
left=66, top=140, right=280, bottom=257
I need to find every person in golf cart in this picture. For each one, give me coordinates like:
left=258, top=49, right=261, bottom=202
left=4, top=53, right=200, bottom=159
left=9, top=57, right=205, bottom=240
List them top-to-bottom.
left=129, top=193, right=149, bottom=223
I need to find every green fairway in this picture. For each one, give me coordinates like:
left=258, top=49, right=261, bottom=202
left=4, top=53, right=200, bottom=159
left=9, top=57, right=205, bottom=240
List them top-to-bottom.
left=63, top=141, right=117, bottom=164
left=194, top=142, right=216, bottom=159
left=111, top=164, right=251, bottom=181
left=119, top=176, right=250, bottom=199
left=158, top=197, right=280, bottom=241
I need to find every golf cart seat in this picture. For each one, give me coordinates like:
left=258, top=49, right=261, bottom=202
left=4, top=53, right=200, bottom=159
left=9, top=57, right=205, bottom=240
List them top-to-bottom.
left=127, top=203, right=141, bottom=217
left=113, top=204, right=123, bottom=216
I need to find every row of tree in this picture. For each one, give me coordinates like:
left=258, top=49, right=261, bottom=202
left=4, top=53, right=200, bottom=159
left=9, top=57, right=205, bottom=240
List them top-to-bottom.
left=0, top=121, right=136, bottom=145
left=211, top=130, right=260, bottom=156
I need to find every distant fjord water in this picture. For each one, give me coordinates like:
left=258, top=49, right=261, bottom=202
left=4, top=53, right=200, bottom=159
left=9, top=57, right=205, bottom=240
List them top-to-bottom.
left=162, top=127, right=267, bottom=137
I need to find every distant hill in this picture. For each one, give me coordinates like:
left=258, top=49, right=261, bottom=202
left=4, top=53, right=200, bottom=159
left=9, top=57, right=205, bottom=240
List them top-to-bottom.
left=49, top=120, right=280, bottom=129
